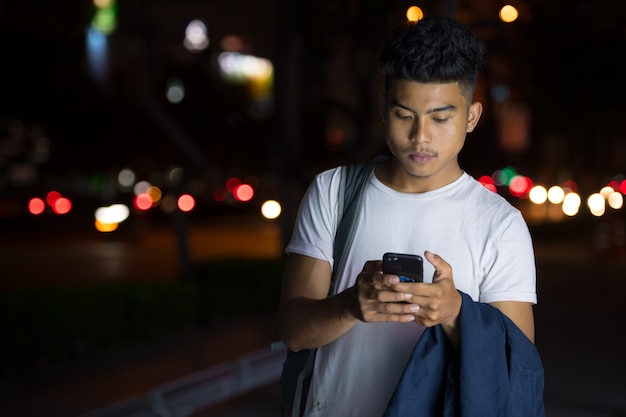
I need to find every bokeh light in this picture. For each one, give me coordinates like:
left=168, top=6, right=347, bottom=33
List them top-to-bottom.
left=91, top=0, right=117, bottom=34
left=93, top=0, right=114, bottom=8
left=499, top=5, right=519, bottom=23
left=406, top=6, right=424, bottom=22
left=184, top=19, right=209, bottom=52
left=218, top=52, right=273, bottom=86
left=166, top=77, right=185, bottom=104
left=497, top=166, right=517, bottom=186
left=168, top=167, right=183, bottom=185
left=118, top=168, right=136, bottom=190
left=478, top=175, right=496, bottom=192
left=508, top=175, right=533, bottom=198
left=225, top=177, right=242, bottom=193
left=562, top=179, right=578, bottom=193
left=133, top=180, right=151, bottom=196
left=607, top=180, right=620, bottom=192
left=233, top=184, right=254, bottom=202
left=212, top=185, right=228, bottom=202
left=529, top=185, right=548, bottom=204
left=146, top=186, right=162, bottom=205
left=547, top=186, right=565, bottom=204
left=600, top=186, right=615, bottom=199
left=46, top=190, right=62, bottom=207
left=562, top=192, right=581, bottom=216
left=608, top=192, right=624, bottom=210
left=134, top=193, right=153, bottom=210
left=587, top=193, right=605, bottom=217
left=161, top=194, right=178, bottom=213
left=178, top=194, right=195, bottom=212
left=53, top=197, right=72, bottom=215
left=28, top=198, right=45, bottom=215
left=261, top=200, right=281, bottom=220
left=95, top=203, right=130, bottom=224
left=94, top=204, right=129, bottom=232
left=95, top=219, right=119, bottom=232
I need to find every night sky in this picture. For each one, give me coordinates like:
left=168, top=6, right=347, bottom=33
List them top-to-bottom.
left=1, top=0, right=626, bottom=208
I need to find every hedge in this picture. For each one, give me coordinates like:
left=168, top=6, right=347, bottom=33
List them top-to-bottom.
left=0, top=258, right=284, bottom=377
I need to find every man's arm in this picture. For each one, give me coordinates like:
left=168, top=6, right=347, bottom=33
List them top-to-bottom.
left=392, top=252, right=536, bottom=346
left=278, top=253, right=360, bottom=352
left=279, top=253, right=420, bottom=352
left=489, top=301, right=535, bottom=343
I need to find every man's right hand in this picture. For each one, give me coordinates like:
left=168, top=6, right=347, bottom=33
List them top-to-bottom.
left=351, top=260, right=420, bottom=323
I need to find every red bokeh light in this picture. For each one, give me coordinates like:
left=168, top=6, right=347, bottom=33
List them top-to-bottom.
left=478, top=175, right=494, bottom=186
left=509, top=175, right=533, bottom=198
left=225, top=177, right=241, bottom=193
left=562, top=179, right=577, bottom=193
left=608, top=180, right=620, bottom=192
left=233, top=184, right=254, bottom=202
left=212, top=185, right=228, bottom=202
left=46, top=190, right=62, bottom=207
left=134, top=193, right=153, bottom=210
left=178, top=194, right=195, bottom=212
left=53, top=197, right=72, bottom=214
left=28, top=198, right=45, bottom=215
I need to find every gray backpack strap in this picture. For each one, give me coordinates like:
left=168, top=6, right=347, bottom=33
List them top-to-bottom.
left=330, top=159, right=379, bottom=295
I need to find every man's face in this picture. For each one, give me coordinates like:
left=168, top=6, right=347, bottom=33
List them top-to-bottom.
left=382, top=79, right=482, bottom=192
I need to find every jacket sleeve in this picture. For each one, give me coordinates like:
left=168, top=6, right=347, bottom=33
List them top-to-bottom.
left=384, top=292, right=545, bottom=417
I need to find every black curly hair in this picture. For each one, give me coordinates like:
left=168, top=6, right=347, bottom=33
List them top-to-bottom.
left=379, top=16, right=486, bottom=101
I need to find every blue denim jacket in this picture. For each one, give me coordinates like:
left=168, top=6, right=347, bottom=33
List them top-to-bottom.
left=384, top=292, right=545, bottom=417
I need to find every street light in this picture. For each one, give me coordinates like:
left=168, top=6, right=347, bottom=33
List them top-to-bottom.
left=499, top=5, right=519, bottom=23
left=406, top=6, right=424, bottom=22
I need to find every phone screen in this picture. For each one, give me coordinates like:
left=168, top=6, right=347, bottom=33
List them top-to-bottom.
left=383, top=252, right=424, bottom=282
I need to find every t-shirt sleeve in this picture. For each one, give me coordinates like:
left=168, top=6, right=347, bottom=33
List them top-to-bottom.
left=285, top=168, right=341, bottom=266
left=479, top=212, right=538, bottom=304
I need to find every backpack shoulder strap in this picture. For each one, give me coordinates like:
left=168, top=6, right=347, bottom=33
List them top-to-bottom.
left=282, top=156, right=384, bottom=417
left=329, top=157, right=381, bottom=295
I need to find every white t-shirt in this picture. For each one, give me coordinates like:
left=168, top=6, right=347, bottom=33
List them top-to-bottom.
left=286, top=165, right=537, bottom=417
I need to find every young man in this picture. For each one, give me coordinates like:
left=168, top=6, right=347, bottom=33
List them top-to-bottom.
left=279, top=16, right=538, bottom=417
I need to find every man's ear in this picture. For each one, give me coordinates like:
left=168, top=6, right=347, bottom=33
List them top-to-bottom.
left=467, top=102, right=483, bottom=132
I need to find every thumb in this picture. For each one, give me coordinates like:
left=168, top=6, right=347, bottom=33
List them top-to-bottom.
left=424, top=251, right=447, bottom=283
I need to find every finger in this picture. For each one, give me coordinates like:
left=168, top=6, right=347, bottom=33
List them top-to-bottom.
left=424, top=250, right=448, bottom=269
left=424, top=251, right=453, bottom=284
left=362, top=260, right=383, bottom=273
left=375, top=288, right=413, bottom=303
left=363, top=302, right=419, bottom=323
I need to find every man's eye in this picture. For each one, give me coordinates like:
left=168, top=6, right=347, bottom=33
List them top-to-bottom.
left=395, top=113, right=412, bottom=120
left=433, top=117, right=449, bottom=123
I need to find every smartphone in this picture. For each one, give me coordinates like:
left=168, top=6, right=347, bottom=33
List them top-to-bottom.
left=383, top=252, right=424, bottom=283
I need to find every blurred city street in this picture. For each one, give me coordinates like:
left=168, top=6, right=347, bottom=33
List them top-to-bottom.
left=2, top=1, right=626, bottom=416
left=0, top=213, right=625, bottom=416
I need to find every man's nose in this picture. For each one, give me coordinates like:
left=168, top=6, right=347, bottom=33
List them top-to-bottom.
left=410, top=120, right=428, bottom=143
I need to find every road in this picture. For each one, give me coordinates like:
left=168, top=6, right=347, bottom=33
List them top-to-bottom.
left=0, top=214, right=625, bottom=416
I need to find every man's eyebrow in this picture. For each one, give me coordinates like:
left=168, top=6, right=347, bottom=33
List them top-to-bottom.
left=391, top=100, right=456, bottom=114
left=391, top=100, right=416, bottom=113
left=427, top=104, right=456, bottom=114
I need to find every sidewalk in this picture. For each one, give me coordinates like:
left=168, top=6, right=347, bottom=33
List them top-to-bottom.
left=1, top=220, right=625, bottom=416
left=0, top=314, right=282, bottom=417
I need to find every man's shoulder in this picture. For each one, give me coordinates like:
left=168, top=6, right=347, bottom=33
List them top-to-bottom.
left=460, top=174, right=522, bottom=217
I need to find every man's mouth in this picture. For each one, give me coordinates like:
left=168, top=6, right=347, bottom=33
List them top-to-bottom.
left=409, top=150, right=438, bottom=163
